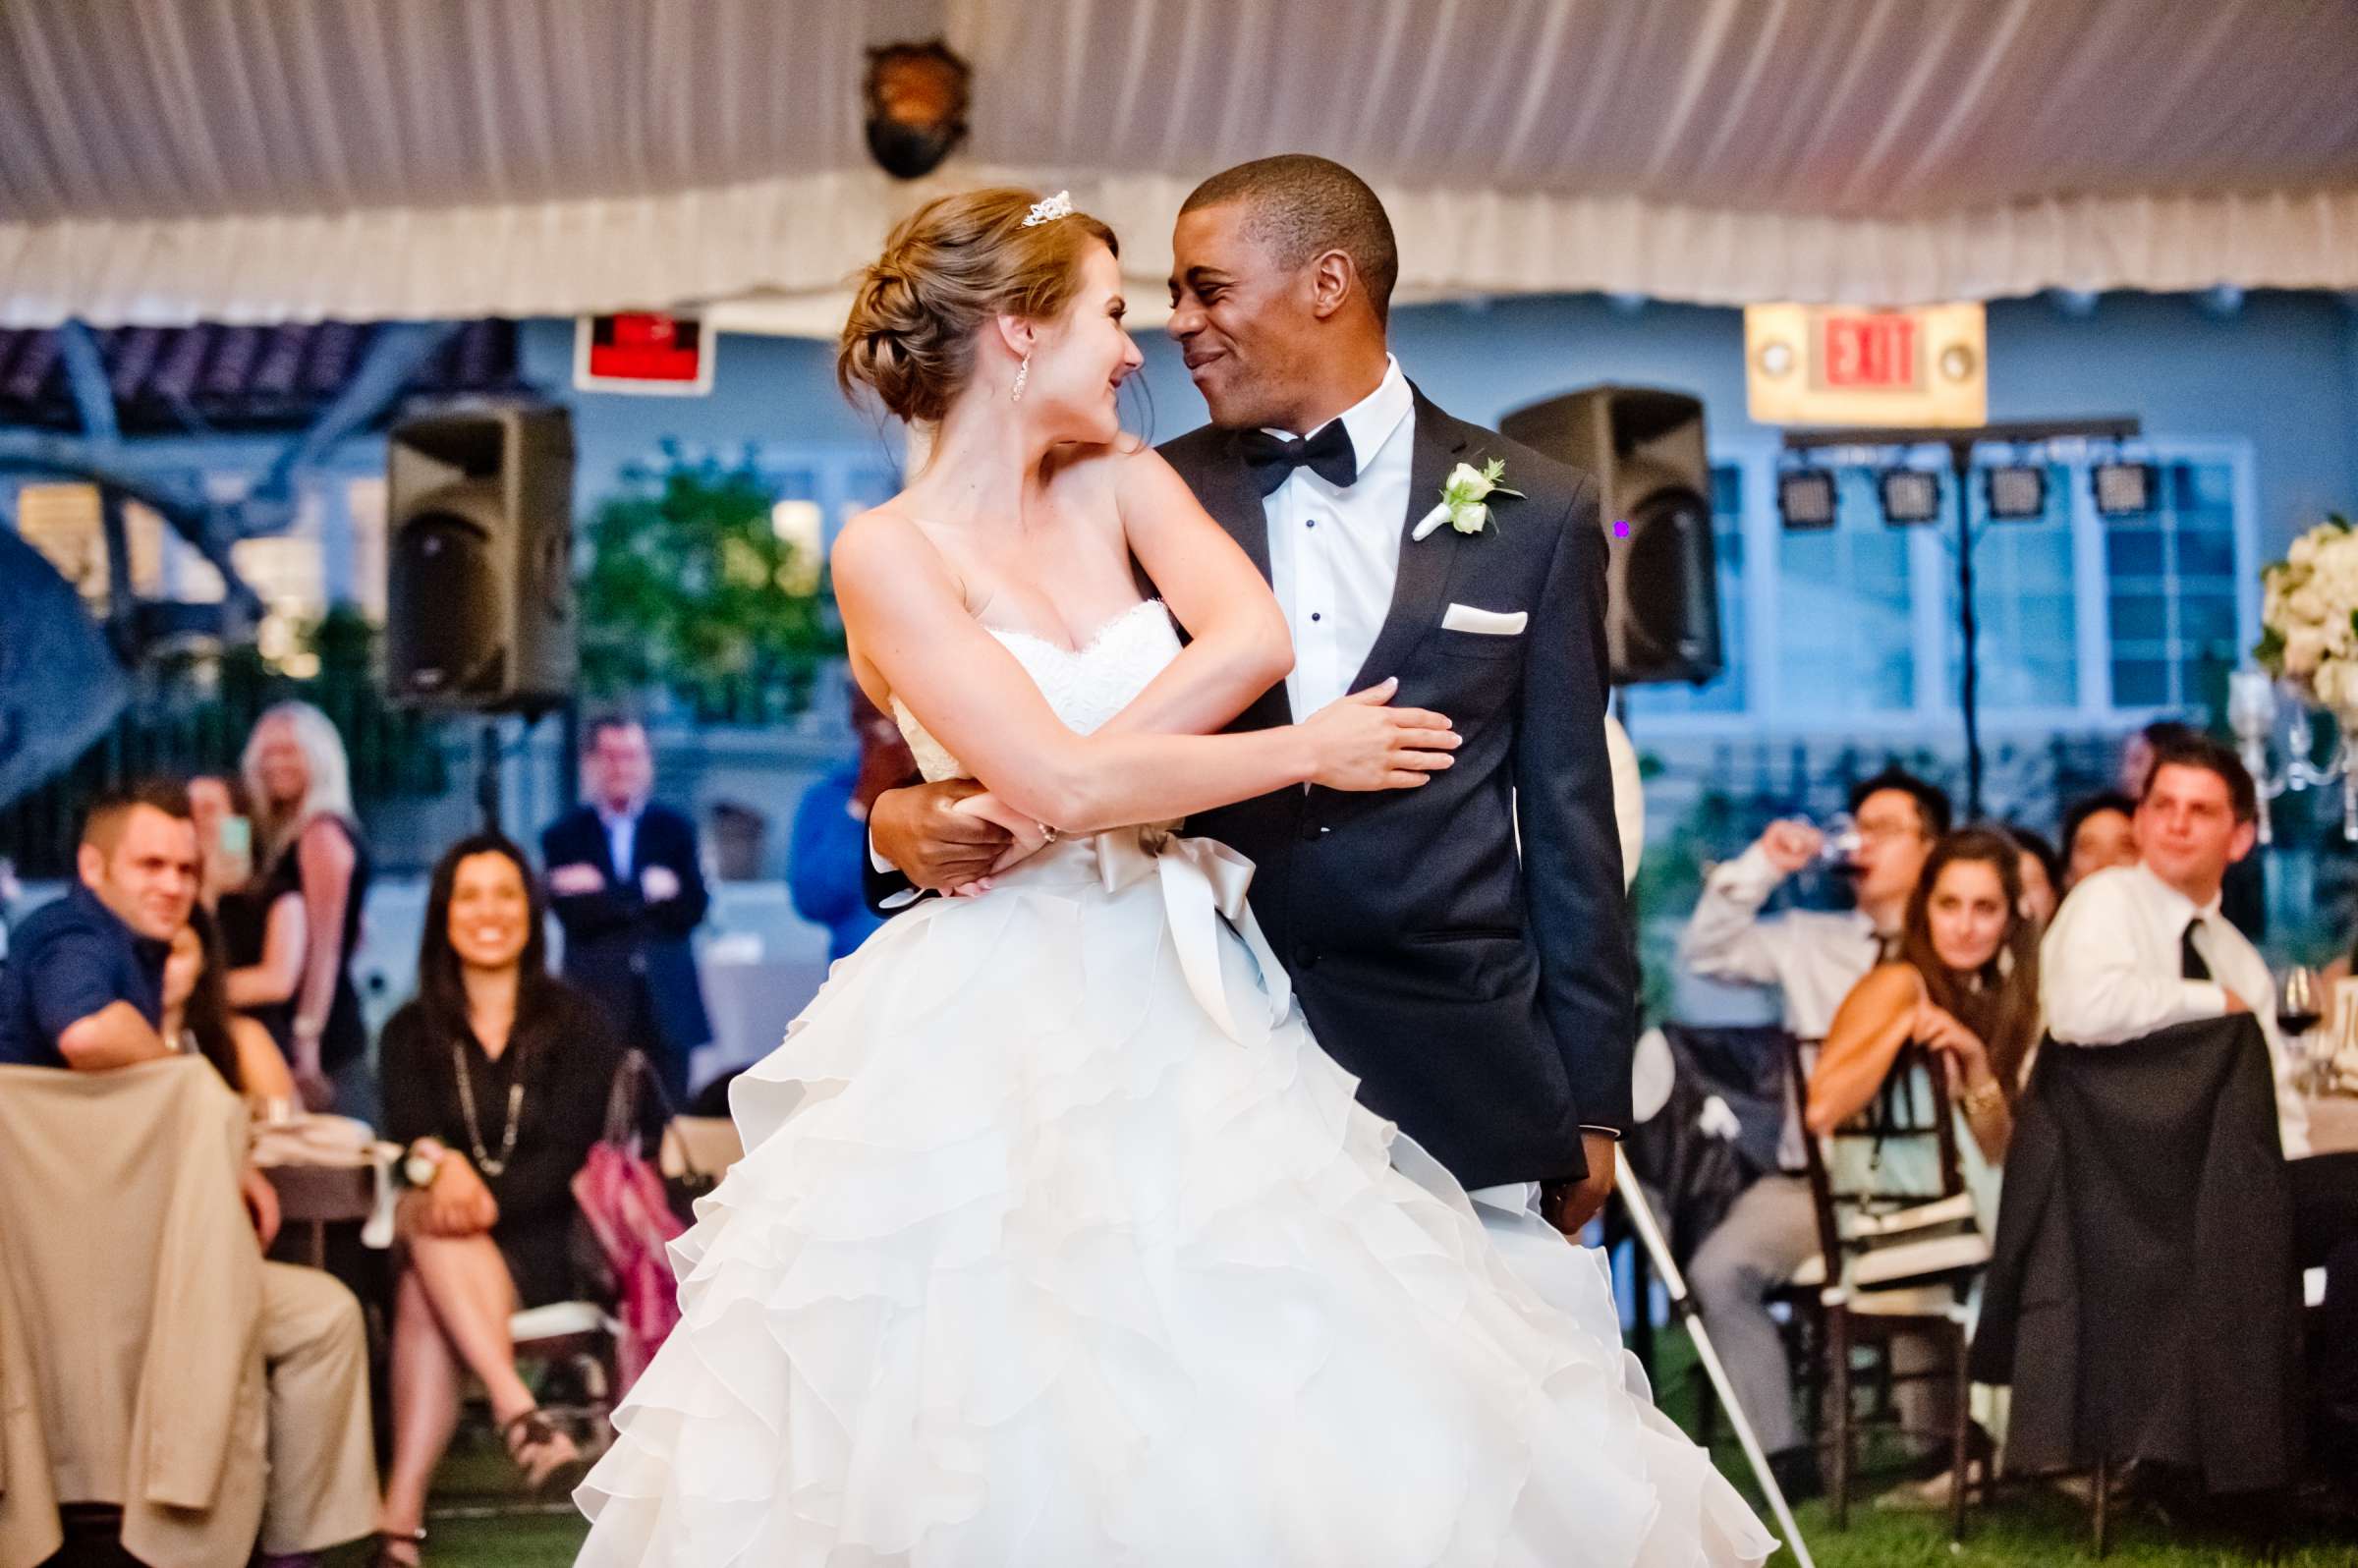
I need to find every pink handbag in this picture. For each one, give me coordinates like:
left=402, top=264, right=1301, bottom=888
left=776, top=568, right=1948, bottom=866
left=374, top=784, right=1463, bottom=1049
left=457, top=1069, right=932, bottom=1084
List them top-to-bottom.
left=570, top=1053, right=688, bottom=1390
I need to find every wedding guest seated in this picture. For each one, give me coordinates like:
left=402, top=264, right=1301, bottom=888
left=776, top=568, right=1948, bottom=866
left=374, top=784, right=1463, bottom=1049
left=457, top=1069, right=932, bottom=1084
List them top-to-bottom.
left=2045, top=733, right=2358, bottom=1476
left=1676, top=766, right=1949, bottom=1500
left=186, top=772, right=249, bottom=914
left=0, top=782, right=379, bottom=1563
left=2059, top=790, right=2138, bottom=891
left=2007, top=825, right=2061, bottom=929
left=1812, top=826, right=2038, bottom=1171
left=1808, top=827, right=2033, bottom=1506
left=376, top=834, right=646, bottom=1565
left=167, top=908, right=297, bottom=1106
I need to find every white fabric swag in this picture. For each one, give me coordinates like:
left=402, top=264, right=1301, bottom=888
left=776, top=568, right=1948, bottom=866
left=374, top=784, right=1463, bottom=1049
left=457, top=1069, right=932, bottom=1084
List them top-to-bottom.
left=2, top=0, right=2355, bottom=328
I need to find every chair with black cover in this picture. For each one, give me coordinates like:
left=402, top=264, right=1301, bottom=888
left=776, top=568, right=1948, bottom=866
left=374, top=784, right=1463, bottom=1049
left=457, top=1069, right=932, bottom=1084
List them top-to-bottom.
left=1969, top=1017, right=2299, bottom=1557
left=1785, top=1036, right=1990, bottom=1537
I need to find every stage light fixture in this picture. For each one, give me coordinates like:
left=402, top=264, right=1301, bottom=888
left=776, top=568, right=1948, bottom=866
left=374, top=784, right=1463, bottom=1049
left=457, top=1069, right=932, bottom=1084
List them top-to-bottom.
left=2093, top=460, right=2156, bottom=517
left=1986, top=465, right=2047, bottom=521
left=1879, top=469, right=1941, bottom=526
left=1777, top=470, right=1836, bottom=531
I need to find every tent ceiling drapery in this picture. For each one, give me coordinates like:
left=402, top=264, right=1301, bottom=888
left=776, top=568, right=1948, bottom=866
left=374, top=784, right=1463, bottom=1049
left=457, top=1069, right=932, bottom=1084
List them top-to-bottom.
left=3, top=0, right=2356, bottom=332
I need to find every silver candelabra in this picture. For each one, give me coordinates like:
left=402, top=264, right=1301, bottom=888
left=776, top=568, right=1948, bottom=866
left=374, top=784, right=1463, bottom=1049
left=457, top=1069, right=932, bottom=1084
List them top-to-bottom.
left=2228, top=666, right=2358, bottom=844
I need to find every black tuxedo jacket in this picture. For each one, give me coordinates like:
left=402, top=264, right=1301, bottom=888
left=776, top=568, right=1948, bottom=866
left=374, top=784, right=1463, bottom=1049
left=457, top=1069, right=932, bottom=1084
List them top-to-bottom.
left=865, top=391, right=1636, bottom=1188
left=1161, top=392, right=1634, bottom=1187
left=541, top=802, right=713, bottom=1058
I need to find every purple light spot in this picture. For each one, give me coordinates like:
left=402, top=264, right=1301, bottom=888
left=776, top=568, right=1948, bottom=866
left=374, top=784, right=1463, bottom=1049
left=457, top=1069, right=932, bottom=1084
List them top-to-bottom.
left=1612, top=519, right=1632, bottom=538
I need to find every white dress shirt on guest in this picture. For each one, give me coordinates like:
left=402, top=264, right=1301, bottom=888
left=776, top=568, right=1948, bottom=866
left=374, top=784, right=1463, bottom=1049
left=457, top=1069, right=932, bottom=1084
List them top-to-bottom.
left=1260, top=355, right=1415, bottom=720
left=600, top=802, right=641, bottom=881
left=1680, top=843, right=1884, bottom=1042
left=2042, top=862, right=2310, bottom=1159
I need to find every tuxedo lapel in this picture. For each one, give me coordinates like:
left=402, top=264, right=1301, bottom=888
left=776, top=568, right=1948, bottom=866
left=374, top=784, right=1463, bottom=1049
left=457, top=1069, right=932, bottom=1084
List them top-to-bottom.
left=1343, top=390, right=1469, bottom=697
left=1197, top=430, right=1272, bottom=584
left=580, top=809, right=621, bottom=883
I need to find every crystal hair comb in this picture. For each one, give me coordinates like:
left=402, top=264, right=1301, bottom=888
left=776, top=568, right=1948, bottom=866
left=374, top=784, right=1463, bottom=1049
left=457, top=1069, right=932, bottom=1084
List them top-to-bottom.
left=1022, top=191, right=1075, bottom=228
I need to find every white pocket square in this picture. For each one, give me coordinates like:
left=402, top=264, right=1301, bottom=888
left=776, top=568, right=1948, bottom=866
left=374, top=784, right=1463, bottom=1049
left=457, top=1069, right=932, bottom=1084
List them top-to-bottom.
left=1441, top=603, right=1528, bottom=636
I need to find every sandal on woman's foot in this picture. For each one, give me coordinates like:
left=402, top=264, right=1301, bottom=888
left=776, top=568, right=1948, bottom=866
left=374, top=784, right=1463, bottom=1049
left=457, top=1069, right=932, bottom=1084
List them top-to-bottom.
left=501, top=1406, right=585, bottom=1491
left=368, top=1527, right=425, bottom=1568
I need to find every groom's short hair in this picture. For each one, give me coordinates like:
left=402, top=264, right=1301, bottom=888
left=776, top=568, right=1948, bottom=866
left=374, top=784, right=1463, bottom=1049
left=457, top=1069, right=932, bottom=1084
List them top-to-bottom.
left=1182, top=155, right=1398, bottom=325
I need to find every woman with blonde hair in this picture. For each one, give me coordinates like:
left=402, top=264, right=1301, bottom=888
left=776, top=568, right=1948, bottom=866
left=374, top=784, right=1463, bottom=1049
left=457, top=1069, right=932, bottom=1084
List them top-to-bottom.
left=243, top=700, right=374, bottom=1120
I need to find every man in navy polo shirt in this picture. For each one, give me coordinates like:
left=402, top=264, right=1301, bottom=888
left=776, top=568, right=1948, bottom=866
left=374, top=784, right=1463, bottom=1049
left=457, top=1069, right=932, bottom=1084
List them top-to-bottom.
left=0, top=780, right=197, bottom=1068
left=0, top=780, right=381, bottom=1561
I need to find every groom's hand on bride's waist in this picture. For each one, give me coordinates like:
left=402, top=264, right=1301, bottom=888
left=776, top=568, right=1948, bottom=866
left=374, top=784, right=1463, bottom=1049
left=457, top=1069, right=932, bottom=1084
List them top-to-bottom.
left=870, top=779, right=1015, bottom=895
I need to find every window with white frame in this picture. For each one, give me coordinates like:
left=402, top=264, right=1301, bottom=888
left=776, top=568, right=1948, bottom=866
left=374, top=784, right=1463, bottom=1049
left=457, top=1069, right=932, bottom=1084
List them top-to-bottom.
left=1615, top=443, right=2256, bottom=732
left=2104, top=459, right=2242, bottom=710
left=1942, top=461, right=2078, bottom=711
left=1772, top=468, right=1917, bottom=714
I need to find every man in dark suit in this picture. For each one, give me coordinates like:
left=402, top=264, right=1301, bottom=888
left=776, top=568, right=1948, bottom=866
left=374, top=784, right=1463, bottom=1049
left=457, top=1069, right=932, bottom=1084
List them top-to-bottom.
left=868, top=154, right=1634, bottom=1244
left=543, top=716, right=712, bottom=1105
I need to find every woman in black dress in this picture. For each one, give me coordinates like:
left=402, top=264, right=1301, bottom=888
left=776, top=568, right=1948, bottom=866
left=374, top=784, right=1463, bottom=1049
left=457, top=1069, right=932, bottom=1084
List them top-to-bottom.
left=243, top=702, right=373, bottom=1119
left=376, top=833, right=640, bottom=1565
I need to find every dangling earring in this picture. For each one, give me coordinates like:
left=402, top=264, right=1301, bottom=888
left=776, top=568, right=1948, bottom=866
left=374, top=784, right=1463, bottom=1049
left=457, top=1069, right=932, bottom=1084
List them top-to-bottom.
left=1010, top=353, right=1031, bottom=404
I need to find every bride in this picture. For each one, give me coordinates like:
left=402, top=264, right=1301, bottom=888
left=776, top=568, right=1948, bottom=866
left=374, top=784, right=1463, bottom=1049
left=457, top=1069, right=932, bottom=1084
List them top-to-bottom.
left=574, top=189, right=1770, bottom=1567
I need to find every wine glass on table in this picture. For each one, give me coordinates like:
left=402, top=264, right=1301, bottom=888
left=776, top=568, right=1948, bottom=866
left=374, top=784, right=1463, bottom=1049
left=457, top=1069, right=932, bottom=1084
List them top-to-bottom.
left=2275, top=966, right=2324, bottom=1092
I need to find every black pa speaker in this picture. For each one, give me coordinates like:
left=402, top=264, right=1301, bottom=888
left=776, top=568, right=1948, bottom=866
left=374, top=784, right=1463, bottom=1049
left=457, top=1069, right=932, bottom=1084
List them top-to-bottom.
left=1500, top=386, right=1721, bottom=686
left=384, top=405, right=576, bottom=711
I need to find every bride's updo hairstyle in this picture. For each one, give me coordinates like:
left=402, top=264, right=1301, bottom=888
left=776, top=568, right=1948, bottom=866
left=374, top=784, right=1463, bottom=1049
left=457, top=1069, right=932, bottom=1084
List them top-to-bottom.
left=838, top=188, right=1118, bottom=424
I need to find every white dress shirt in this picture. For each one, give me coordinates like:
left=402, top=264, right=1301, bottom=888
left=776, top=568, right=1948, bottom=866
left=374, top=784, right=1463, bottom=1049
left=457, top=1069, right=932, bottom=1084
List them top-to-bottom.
left=1262, top=356, right=1416, bottom=720
left=600, top=802, right=642, bottom=881
left=1678, top=843, right=1887, bottom=1170
left=1679, top=844, right=1884, bottom=1042
left=2042, top=863, right=2310, bottom=1159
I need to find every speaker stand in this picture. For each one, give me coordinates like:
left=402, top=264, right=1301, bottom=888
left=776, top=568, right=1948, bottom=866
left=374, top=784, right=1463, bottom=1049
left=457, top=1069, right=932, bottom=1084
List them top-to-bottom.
left=475, top=718, right=502, bottom=832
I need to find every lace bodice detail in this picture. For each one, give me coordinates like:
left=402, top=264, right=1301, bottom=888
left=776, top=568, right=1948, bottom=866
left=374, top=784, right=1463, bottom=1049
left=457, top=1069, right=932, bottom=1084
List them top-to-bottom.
left=890, top=600, right=1182, bottom=783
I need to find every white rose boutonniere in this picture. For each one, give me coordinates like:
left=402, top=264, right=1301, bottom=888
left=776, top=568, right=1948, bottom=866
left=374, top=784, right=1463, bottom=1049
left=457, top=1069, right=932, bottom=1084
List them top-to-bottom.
left=1412, top=458, right=1522, bottom=541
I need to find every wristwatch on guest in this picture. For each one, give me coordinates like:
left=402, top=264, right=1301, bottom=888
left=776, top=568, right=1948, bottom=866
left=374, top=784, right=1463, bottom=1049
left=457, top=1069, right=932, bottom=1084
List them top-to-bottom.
left=402, top=1138, right=450, bottom=1190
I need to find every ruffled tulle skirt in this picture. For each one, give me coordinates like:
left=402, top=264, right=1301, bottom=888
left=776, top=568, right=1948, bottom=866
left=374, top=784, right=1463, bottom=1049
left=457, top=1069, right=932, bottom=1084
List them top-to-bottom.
left=574, top=831, right=1770, bottom=1567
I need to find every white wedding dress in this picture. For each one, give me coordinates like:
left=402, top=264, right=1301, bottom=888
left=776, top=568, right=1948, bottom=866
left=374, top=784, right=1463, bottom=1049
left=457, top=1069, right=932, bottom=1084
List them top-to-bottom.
left=574, top=601, right=1770, bottom=1568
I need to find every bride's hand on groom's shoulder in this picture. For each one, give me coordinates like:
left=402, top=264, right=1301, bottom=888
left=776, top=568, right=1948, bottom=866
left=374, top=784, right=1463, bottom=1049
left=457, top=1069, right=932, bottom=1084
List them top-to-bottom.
left=1300, top=679, right=1460, bottom=793
left=870, top=779, right=1017, bottom=895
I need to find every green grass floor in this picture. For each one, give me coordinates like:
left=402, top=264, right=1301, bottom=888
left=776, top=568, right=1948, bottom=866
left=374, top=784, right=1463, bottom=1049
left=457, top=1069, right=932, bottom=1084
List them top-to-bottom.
left=331, top=1328, right=2358, bottom=1567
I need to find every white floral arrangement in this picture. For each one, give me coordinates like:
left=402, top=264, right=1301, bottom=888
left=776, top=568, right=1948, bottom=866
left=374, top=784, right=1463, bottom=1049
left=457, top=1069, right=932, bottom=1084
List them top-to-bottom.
left=2258, top=514, right=2358, bottom=711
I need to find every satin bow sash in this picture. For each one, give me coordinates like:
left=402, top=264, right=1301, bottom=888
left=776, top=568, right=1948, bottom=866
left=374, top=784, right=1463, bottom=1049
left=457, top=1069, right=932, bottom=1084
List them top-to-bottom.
left=1091, top=826, right=1292, bottom=1043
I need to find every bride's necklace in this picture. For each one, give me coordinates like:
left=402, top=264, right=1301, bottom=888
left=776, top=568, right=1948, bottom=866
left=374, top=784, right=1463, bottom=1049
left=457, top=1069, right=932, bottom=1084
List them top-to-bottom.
left=453, top=1033, right=525, bottom=1178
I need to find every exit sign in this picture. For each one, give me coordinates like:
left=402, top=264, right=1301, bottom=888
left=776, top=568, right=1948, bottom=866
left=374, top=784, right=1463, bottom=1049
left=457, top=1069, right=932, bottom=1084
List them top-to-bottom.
left=1745, top=302, right=1986, bottom=426
left=573, top=312, right=714, bottom=395
left=1821, top=312, right=1919, bottom=389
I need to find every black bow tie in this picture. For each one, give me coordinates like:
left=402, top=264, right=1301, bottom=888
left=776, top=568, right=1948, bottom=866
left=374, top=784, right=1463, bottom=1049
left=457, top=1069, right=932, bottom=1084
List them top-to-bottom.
left=1240, top=420, right=1358, bottom=497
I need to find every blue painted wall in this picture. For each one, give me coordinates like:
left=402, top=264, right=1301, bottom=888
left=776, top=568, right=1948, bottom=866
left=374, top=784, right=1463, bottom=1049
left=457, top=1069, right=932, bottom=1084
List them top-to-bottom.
left=528, top=290, right=2358, bottom=556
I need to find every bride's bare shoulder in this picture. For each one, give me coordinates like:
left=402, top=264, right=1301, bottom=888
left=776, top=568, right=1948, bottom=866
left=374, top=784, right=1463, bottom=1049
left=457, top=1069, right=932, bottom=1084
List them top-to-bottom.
left=1044, top=439, right=1171, bottom=499
left=832, top=504, right=957, bottom=601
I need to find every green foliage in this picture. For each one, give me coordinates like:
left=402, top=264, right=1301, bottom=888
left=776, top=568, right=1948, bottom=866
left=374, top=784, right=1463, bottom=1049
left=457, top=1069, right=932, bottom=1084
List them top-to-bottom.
left=577, top=443, right=843, bottom=712
left=1631, top=779, right=1749, bottom=1022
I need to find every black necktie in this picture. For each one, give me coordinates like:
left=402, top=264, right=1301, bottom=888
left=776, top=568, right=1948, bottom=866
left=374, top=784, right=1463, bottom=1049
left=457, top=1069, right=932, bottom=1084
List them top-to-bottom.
left=1240, top=420, right=1358, bottom=496
left=2181, top=918, right=2212, bottom=981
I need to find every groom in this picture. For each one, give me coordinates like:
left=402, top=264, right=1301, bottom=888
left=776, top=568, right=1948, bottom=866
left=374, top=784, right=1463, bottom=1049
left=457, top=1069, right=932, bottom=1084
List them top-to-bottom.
left=868, top=155, right=1635, bottom=1236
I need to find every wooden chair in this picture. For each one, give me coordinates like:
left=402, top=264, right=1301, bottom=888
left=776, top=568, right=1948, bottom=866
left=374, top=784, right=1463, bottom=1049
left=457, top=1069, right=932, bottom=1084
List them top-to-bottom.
left=1784, top=1036, right=1989, bottom=1538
